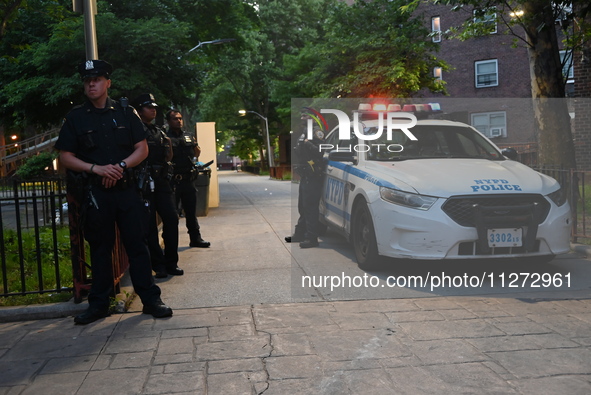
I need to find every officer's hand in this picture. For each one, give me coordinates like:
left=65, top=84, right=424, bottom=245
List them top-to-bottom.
left=93, top=164, right=123, bottom=188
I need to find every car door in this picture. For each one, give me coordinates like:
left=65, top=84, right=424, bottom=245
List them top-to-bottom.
left=320, top=128, right=354, bottom=233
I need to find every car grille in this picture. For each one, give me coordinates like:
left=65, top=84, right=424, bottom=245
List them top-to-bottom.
left=442, top=194, right=551, bottom=227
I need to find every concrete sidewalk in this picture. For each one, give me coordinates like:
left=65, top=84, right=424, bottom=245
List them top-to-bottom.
left=1, top=171, right=591, bottom=394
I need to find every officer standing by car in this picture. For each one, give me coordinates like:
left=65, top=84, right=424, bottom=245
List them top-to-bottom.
left=55, top=60, right=172, bottom=325
left=131, top=93, right=183, bottom=278
left=165, top=109, right=210, bottom=248
left=285, top=111, right=326, bottom=248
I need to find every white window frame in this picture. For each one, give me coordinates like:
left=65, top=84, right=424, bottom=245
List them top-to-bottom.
left=473, top=7, right=497, bottom=34
left=431, top=16, right=441, bottom=43
left=560, top=49, right=574, bottom=82
left=475, top=59, right=498, bottom=88
left=471, top=111, right=507, bottom=139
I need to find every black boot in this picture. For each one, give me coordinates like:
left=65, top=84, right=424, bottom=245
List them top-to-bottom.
left=285, top=234, right=305, bottom=243
left=190, top=237, right=210, bottom=248
left=299, top=238, right=319, bottom=248
left=153, top=265, right=168, bottom=278
left=167, top=266, right=184, bottom=276
left=142, top=300, right=173, bottom=318
left=74, top=307, right=110, bottom=325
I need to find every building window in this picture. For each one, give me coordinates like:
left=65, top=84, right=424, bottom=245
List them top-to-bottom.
left=473, top=7, right=497, bottom=34
left=431, top=16, right=441, bottom=43
left=560, top=50, right=574, bottom=82
left=475, top=59, right=498, bottom=88
left=433, top=67, right=442, bottom=81
left=471, top=111, right=507, bottom=138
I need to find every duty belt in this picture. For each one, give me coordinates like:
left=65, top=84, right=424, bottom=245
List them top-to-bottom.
left=173, top=172, right=194, bottom=181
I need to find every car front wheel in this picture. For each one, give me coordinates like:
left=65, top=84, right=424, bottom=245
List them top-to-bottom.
left=352, top=202, right=382, bottom=270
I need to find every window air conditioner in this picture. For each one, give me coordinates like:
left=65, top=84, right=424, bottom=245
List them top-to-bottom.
left=489, top=127, right=503, bottom=138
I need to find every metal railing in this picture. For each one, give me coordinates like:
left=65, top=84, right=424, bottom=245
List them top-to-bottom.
left=0, top=129, right=60, bottom=177
left=534, top=167, right=591, bottom=243
left=0, top=176, right=128, bottom=302
left=0, top=176, right=70, bottom=298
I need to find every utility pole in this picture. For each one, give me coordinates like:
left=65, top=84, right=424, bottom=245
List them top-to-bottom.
left=72, top=0, right=99, bottom=60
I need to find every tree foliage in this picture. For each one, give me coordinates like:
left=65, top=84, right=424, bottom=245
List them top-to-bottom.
left=1, top=0, right=448, bottom=167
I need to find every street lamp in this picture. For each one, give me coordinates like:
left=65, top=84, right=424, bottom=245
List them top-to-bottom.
left=187, top=38, right=236, bottom=54
left=239, top=110, right=275, bottom=168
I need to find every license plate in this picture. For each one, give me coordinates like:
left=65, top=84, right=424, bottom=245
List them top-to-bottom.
left=487, top=228, right=522, bottom=248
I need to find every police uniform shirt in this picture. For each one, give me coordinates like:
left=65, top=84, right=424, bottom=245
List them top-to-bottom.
left=55, top=97, right=146, bottom=166
left=145, top=123, right=169, bottom=168
left=167, top=129, right=196, bottom=175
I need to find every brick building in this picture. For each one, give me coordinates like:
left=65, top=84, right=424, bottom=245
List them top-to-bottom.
left=417, top=2, right=583, bottom=167
left=571, top=9, right=591, bottom=170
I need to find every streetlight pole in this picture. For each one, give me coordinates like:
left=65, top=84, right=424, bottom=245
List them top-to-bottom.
left=73, top=0, right=99, bottom=60
left=187, top=38, right=236, bottom=54
left=239, top=110, right=275, bottom=168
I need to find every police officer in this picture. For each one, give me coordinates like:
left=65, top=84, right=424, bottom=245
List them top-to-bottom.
left=55, top=60, right=172, bottom=324
left=131, top=93, right=183, bottom=278
left=166, top=109, right=210, bottom=248
left=285, top=112, right=326, bottom=248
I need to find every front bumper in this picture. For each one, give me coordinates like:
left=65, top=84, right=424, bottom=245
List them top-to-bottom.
left=368, top=195, right=571, bottom=260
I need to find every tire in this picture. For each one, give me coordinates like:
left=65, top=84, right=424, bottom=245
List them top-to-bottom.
left=351, top=202, right=382, bottom=270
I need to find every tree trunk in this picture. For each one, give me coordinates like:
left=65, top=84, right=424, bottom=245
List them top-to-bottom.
left=523, top=0, right=576, bottom=169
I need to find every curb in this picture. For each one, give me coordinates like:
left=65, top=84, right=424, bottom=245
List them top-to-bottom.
left=0, top=274, right=136, bottom=323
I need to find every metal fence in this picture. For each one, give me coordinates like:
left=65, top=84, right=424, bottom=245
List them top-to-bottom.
left=535, top=167, right=591, bottom=243
left=0, top=176, right=128, bottom=302
left=0, top=177, right=70, bottom=298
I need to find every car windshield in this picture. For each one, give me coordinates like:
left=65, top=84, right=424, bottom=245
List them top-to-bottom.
left=363, top=124, right=504, bottom=161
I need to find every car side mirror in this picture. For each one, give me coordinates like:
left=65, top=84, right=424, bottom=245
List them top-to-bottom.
left=501, top=147, right=518, bottom=160
left=328, top=150, right=357, bottom=164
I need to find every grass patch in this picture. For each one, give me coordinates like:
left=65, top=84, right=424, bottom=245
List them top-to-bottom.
left=0, top=226, right=75, bottom=306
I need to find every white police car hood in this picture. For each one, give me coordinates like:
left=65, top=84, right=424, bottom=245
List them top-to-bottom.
left=367, top=159, right=559, bottom=198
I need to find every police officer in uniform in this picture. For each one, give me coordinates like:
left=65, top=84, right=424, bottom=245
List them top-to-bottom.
left=55, top=60, right=172, bottom=325
left=131, top=93, right=183, bottom=278
left=166, top=109, right=210, bottom=248
left=285, top=112, right=326, bottom=248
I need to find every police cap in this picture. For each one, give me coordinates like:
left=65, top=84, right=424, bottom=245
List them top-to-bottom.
left=78, top=60, right=113, bottom=79
left=131, top=93, right=158, bottom=109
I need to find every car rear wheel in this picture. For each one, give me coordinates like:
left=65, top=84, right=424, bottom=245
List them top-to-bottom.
left=352, top=202, right=382, bottom=270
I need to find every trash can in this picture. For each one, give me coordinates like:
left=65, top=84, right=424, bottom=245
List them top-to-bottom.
left=195, top=168, right=211, bottom=216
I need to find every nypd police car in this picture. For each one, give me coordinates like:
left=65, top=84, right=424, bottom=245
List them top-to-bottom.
left=318, top=105, right=571, bottom=269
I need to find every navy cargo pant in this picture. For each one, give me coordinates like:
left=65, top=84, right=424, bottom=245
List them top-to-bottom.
left=294, top=174, right=324, bottom=240
left=172, top=175, right=203, bottom=243
left=147, top=177, right=179, bottom=272
left=84, top=185, right=161, bottom=310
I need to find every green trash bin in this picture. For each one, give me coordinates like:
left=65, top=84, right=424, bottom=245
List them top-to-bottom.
left=195, top=168, right=211, bottom=216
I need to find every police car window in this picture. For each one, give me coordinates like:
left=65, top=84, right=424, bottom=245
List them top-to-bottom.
left=366, top=125, right=503, bottom=161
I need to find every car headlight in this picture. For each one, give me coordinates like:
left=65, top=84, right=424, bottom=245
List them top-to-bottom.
left=547, top=186, right=567, bottom=207
left=379, top=187, right=438, bottom=210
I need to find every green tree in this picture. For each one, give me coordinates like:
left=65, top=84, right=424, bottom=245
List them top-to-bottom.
left=281, top=0, right=447, bottom=99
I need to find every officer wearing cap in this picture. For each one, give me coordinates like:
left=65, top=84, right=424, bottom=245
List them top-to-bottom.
left=55, top=60, right=173, bottom=325
left=131, top=93, right=183, bottom=278
left=166, top=109, right=210, bottom=248
left=285, top=111, right=326, bottom=248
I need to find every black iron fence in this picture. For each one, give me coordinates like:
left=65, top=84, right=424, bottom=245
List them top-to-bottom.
left=535, top=167, right=591, bottom=243
left=0, top=176, right=128, bottom=302
left=0, top=176, right=70, bottom=298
